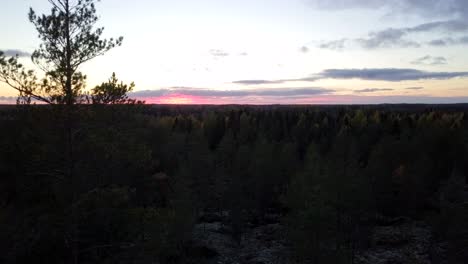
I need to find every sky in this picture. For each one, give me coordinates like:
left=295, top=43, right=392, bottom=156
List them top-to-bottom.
left=1, top=0, right=468, bottom=104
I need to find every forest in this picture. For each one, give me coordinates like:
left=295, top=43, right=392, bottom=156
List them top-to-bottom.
left=1, top=0, right=468, bottom=263
left=0, top=104, right=468, bottom=263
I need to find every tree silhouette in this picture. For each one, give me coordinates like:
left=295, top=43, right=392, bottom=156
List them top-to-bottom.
left=0, top=0, right=123, bottom=105
left=0, top=52, right=45, bottom=103
left=91, top=73, right=141, bottom=104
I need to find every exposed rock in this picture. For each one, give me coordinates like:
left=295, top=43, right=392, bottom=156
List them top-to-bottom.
left=192, top=211, right=290, bottom=264
left=198, top=211, right=229, bottom=223
left=192, top=212, right=439, bottom=264
left=374, top=215, right=411, bottom=226
left=357, top=220, right=432, bottom=264
left=192, top=222, right=237, bottom=258
left=239, top=223, right=288, bottom=264
left=372, top=226, right=410, bottom=246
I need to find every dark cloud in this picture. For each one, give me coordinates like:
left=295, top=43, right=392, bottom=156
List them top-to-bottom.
left=1, top=49, right=31, bottom=57
left=209, top=49, right=229, bottom=57
left=411, top=55, right=448, bottom=65
left=319, top=68, right=468, bottom=81
left=131, top=87, right=335, bottom=98
left=406, top=87, right=424, bottom=90
left=354, top=88, right=394, bottom=93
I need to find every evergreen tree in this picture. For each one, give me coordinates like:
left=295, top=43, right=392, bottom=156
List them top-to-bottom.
left=0, top=0, right=123, bottom=104
left=91, top=73, right=141, bottom=104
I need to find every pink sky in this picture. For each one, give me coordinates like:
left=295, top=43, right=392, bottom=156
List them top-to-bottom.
left=134, top=94, right=468, bottom=105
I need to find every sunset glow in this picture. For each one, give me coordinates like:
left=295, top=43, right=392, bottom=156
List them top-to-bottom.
left=1, top=0, right=468, bottom=104
left=145, top=94, right=208, bottom=105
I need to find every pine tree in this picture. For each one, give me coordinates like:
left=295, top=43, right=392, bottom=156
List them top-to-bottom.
left=0, top=0, right=123, bottom=104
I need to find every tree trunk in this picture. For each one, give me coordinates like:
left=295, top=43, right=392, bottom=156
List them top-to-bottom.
left=63, top=2, right=78, bottom=264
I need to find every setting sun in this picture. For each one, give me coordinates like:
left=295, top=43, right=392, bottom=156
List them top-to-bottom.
left=146, top=94, right=206, bottom=105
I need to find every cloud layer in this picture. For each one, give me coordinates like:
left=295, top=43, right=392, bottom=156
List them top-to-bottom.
left=308, top=0, right=468, bottom=19
left=312, top=0, right=468, bottom=50
left=319, top=20, right=468, bottom=50
left=1, top=49, right=31, bottom=57
left=411, top=55, right=447, bottom=65
left=233, top=68, right=468, bottom=84
left=318, top=68, right=468, bottom=81
left=232, top=80, right=287, bottom=85
left=131, top=87, right=335, bottom=98
left=405, top=87, right=424, bottom=90
left=354, top=88, right=394, bottom=93
left=0, top=96, right=17, bottom=104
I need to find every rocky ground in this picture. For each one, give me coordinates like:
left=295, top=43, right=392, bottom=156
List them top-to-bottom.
left=189, top=211, right=447, bottom=264
left=191, top=212, right=290, bottom=264
left=356, top=218, right=438, bottom=264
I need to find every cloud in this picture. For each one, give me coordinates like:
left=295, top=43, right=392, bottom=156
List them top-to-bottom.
left=307, top=0, right=468, bottom=19
left=308, top=0, right=388, bottom=10
left=310, top=0, right=468, bottom=50
left=320, top=20, right=468, bottom=50
left=408, top=20, right=468, bottom=33
left=356, top=28, right=420, bottom=49
left=428, top=36, right=468, bottom=46
left=319, top=39, right=347, bottom=50
left=428, top=39, right=447, bottom=46
left=299, top=46, right=310, bottom=53
left=1, top=49, right=31, bottom=57
left=209, top=49, right=229, bottom=57
left=239, top=52, right=248, bottom=56
left=411, top=55, right=448, bottom=65
left=233, top=68, right=468, bottom=85
left=318, top=68, right=468, bottom=81
left=232, top=76, right=322, bottom=85
left=293, top=77, right=322, bottom=82
left=232, top=80, right=287, bottom=85
left=131, top=87, right=335, bottom=98
left=406, top=87, right=424, bottom=90
left=354, top=88, right=394, bottom=93
left=332, top=95, right=468, bottom=105
left=0, top=96, right=18, bottom=104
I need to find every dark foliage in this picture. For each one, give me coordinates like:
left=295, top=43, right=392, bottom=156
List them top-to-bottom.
left=0, top=104, right=467, bottom=263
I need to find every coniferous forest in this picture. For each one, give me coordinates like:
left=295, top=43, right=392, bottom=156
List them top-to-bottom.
left=1, top=1, right=468, bottom=264
left=1, top=104, right=468, bottom=264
